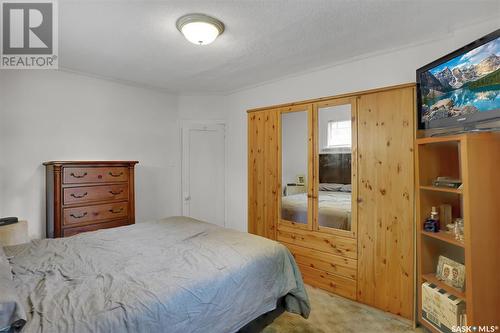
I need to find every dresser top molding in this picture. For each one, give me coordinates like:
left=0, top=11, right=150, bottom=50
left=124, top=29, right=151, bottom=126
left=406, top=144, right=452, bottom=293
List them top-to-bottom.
left=246, top=82, right=416, bottom=113
left=43, top=161, right=139, bottom=166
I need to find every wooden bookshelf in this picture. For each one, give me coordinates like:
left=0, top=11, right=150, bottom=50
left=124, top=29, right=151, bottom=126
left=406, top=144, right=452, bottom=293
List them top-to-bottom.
left=416, top=132, right=500, bottom=331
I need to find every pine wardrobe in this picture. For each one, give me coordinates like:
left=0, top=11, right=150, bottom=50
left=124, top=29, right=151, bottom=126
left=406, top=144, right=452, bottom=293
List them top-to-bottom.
left=248, top=84, right=416, bottom=320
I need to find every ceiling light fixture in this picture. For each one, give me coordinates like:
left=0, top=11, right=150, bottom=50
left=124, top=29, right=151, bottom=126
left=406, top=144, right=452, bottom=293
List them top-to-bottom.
left=176, top=14, right=225, bottom=46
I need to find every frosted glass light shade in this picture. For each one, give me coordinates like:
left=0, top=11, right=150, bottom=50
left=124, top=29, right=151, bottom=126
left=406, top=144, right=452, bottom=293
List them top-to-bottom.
left=177, top=14, right=224, bottom=46
left=181, top=22, right=219, bottom=45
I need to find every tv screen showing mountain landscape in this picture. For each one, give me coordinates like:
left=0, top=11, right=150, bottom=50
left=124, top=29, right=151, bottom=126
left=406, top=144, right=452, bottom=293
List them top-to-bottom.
left=419, top=36, right=500, bottom=124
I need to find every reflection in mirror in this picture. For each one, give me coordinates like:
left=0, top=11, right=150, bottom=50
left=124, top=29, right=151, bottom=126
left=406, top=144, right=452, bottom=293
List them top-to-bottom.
left=317, top=104, right=352, bottom=231
left=281, top=111, right=308, bottom=224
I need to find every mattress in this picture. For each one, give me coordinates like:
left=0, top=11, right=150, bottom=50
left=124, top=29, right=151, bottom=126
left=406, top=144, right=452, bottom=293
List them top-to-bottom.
left=281, top=191, right=351, bottom=230
left=4, top=216, right=310, bottom=333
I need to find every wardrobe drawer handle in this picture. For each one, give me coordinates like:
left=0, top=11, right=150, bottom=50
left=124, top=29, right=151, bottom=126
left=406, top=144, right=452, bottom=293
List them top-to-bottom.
left=70, top=172, right=87, bottom=179
left=108, top=172, right=124, bottom=177
left=109, top=190, right=123, bottom=195
left=70, top=192, right=88, bottom=199
left=109, top=208, right=124, bottom=214
left=70, top=212, right=88, bottom=219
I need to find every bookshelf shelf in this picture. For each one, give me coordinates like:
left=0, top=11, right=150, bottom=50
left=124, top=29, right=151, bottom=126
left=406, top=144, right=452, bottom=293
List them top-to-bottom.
left=419, top=185, right=462, bottom=194
left=421, top=230, right=464, bottom=248
left=421, top=273, right=466, bottom=299
left=420, top=317, right=443, bottom=333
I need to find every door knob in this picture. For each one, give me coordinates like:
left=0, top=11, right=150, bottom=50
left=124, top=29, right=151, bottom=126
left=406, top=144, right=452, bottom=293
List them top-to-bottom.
left=184, top=195, right=191, bottom=201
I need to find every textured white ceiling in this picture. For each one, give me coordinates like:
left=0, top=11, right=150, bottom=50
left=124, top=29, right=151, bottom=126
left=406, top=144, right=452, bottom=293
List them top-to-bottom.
left=59, top=0, right=500, bottom=93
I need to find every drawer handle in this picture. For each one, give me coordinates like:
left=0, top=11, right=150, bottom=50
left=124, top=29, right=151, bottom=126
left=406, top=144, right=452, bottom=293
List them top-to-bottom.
left=108, top=171, right=124, bottom=178
left=70, top=172, right=87, bottom=179
left=109, top=190, right=123, bottom=195
left=70, top=192, right=88, bottom=199
left=109, top=208, right=124, bottom=214
left=70, top=212, right=88, bottom=219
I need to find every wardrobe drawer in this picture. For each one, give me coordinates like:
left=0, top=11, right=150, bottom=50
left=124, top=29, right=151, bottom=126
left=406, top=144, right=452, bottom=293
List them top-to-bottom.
left=63, top=167, right=129, bottom=184
left=64, top=184, right=129, bottom=205
left=63, top=202, right=129, bottom=226
left=63, top=219, right=131, bottom=237
left=277, top=227, right=357, bottom=259
left=283, top=242, right=357, bottom=280
left=298, top=264, right=357, bottom=300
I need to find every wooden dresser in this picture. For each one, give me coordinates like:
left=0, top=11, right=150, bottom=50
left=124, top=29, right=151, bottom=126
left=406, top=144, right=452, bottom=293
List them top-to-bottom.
left=44, top=161, right=138, bottom=238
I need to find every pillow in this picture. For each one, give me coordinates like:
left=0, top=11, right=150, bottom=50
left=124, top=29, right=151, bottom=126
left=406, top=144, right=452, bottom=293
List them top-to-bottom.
left=318, top=183, right=343, bottom=192
left=340, top=184, right=352, bottom=193
left=0, top=246, right=26, bottom=332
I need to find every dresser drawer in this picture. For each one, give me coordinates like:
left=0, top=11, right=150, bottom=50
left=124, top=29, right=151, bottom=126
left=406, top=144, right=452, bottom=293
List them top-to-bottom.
left=63, top=167, right=129, bottom=184
left=63, top=184, right=129, bottom=205
left=63, top=202, right=129, bottom=226
left=63, top=219, right=131, bottom=237
left=277, top=226, right=357, bottom=259
left=283, top=242, right=357, bottom=280
left=298, top=264, right=357, bottom=300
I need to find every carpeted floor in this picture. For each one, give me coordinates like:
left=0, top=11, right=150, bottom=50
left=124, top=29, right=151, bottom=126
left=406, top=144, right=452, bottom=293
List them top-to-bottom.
left=263, top=285, right=425, bottom=333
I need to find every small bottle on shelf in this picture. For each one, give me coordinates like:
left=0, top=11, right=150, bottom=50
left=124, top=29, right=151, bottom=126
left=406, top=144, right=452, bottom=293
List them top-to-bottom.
left=424, top=206, right=440, bottom=233
left=454, top=218, right=464, bottom=241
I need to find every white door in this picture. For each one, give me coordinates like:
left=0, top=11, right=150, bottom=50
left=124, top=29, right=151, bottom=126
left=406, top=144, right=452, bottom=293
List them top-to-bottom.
left=182, top=123, right=225, bottom=227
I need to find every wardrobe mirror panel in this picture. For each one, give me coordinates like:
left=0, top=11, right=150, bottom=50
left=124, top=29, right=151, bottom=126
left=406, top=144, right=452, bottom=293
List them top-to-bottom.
left=317, top=103, right=353, bottom=232
left=281, top=111, right=308, bottom=224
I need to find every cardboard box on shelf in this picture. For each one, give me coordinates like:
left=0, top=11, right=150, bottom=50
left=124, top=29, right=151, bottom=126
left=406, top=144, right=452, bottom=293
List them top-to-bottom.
left=422, top=282, right=466, bottom=333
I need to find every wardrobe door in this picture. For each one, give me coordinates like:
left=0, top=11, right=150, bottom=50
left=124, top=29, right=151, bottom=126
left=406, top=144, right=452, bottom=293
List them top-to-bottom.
left=357, top=87, right=415, bottom=320
left=313, top=97, right=358, bottom=239
left=279, top=104, right=314, bottom=230
left=248, top=109, right=279, bottom=239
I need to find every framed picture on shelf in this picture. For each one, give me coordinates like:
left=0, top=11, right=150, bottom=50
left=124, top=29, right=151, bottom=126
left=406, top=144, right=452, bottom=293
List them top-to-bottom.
left=436, top=255, right=465, bottom=291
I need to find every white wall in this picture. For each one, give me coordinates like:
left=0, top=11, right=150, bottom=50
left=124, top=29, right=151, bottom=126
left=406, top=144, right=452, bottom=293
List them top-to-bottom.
left=221, top=18, right=499, bottom=232
left=0, top=71, right=181, bottom=239
left=177, top=95, right=226, bottom=120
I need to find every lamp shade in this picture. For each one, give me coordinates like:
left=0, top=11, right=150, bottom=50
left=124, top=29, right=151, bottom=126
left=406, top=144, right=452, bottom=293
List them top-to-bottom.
left=176, top=14, right=224, bottom=46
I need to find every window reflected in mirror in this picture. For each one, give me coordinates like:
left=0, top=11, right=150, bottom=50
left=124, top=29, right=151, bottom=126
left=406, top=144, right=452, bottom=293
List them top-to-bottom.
left=317, top=104, right=353, bottom=231
left=281, top=111, right=308, bottom=224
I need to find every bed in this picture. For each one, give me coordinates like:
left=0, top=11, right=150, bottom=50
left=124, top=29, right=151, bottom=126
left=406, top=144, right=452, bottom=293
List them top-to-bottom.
left=281, top=189, right=351, bottom=230
left=0, top=216, right=310, bottom=333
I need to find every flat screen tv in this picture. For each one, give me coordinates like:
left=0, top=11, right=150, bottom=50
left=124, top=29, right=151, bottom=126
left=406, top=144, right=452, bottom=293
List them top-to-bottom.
left=417, top=29, right=500, bottom=131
